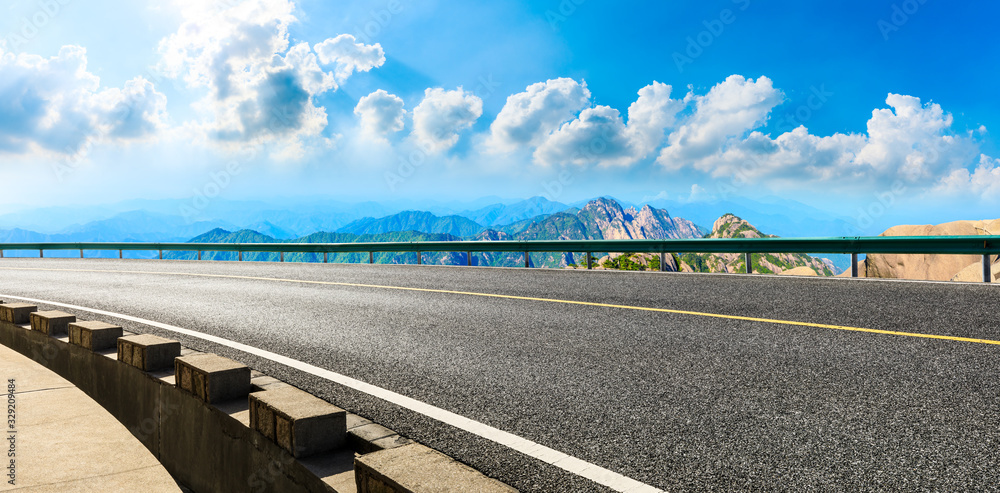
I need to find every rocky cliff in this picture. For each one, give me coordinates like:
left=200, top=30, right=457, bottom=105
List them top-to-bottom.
left=482, top=197, right=707, bottom=268
left=677, top=214, right=837, bottom=276
left=858, top=219, right=1000, bottom=282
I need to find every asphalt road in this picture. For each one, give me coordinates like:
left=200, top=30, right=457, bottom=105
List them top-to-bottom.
left=1, top=258, right=999, bottom=492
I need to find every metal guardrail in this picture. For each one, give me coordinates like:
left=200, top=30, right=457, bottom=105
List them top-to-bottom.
left=0, top=236, right=998, bottom=281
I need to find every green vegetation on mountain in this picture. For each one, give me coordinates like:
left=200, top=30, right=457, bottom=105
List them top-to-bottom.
left=172, top=198, right=716, bottom=269
left=675, top=214, right=837, bottom=276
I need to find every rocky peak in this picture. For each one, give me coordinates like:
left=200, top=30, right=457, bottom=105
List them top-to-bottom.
left=575, top=197, right=706, bottom=240
left=582, top=197, right=625, bottom=218
left=710, top=213, right=765, bottom=239
left=475, top=229, right=511, bottom=241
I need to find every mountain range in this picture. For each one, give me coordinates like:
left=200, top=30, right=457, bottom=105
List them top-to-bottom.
left=0, top=194, right=857, bottom=271
left=153, top=198, right=839, bottom=274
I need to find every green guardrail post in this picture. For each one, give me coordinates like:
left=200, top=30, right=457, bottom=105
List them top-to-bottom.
left=524, top=251, right=529, bottom=268
left=324, top=252, right=328, bottom=263
left=369, top=252, right=373, bottom=264
left=417, top=252, right=422, bottom=265
left=467, top=252, right=472, bottom=266
left=586, top=252, right=592, bottom=270
left=744, top=252, right=752, bottom=274
left=851, top=253, right=859, bottom=277
left=984, top=254, right=992, bottom=283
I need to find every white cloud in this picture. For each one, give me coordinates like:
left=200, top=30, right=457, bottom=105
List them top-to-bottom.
left=158, top=0, right=383, bottom=156
left=314, top=34, right=385, bottom=84
left=0, top=45, right=167, bottom=156
left=657, top=75, right=782, bottom=169
left=486, top=78, right=591, bottom=153
left=624, top=81, right=686, bottom=158
left=534, top=82, right=683, bottom=166
left=411, top=87, right=482, bottom=152
left=354, top=90, right=406, bottom=139
left=692, top=93, right=979, bottom=190
left=854, top=94, right=971, bottom=182
left=534, top=106, right=633, bottom=166
left=934, top=154, right=1000, bottom=201
left=685, top=183, right=712, bottom=203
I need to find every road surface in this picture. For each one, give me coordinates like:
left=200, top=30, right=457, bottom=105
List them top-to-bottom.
left=1, top=258, right=999, bottom=491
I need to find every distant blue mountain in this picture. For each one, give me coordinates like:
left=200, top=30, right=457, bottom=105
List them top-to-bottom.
left=456, top=196, right=570, bottom=227
left=337, top=211, right=486, bottom=237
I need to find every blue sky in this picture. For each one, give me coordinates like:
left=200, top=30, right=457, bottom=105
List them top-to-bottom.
left=1, top=0, right=997, bottom=224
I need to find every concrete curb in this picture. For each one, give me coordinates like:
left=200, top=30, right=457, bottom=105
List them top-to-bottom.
left=0, top=299, right=518, bottom=493
left=356, top=444, right=518, bottom=493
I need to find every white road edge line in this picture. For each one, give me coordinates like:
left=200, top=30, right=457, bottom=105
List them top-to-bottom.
left=0, top=293, right=663, bottom=493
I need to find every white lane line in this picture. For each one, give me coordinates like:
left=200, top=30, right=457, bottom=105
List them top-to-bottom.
left=0, top=293, right=663, bottom=493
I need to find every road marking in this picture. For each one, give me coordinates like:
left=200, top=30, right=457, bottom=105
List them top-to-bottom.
left=3, top=265, right=1000, bottom=347
left=0, top=293, right=662, bottom=493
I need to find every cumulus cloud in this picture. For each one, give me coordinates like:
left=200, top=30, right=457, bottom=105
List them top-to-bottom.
left=157, top=0, right=383, bottom=155
left=314, top=34, right=385, bottom=83
left=0, top=45, right=167, bottom=156
left=657, top=75, right=782, bottom=169
left=486, top=78, right=591, bottom=153
left=534, top=82, right=683, bottom=166
left=411, top=87, right=482, bottom=152
left=354, top=90, right=406, bottom=138
left=686, top=93, right=979, bottom=190
left=854, top=94, right=971, bottom=182
left=534, top=106, right=633, bottom=166
left=934, top=154, right=1000, bottom=201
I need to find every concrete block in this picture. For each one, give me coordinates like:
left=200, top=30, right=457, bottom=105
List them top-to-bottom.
left=0, top=303, right=37, bottom=324
left=30, top=310, right=77, bottom=336
left=68, top=321, right=123, bottom=351
left=117, top=334, right=181, bottom=372
left=175, top=353, right=250, bottom=404
left=249, top=386, right=346, bottom=458
left=349, top=421, right=412, bottom=454
left=355, top=443, right=517, bottom=493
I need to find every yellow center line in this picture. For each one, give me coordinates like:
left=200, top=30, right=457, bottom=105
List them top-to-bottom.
left=3, top=265, right=999, bottom=347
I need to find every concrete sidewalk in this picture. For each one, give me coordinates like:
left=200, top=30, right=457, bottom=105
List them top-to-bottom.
left=0, top=343, right=182, bottom=492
